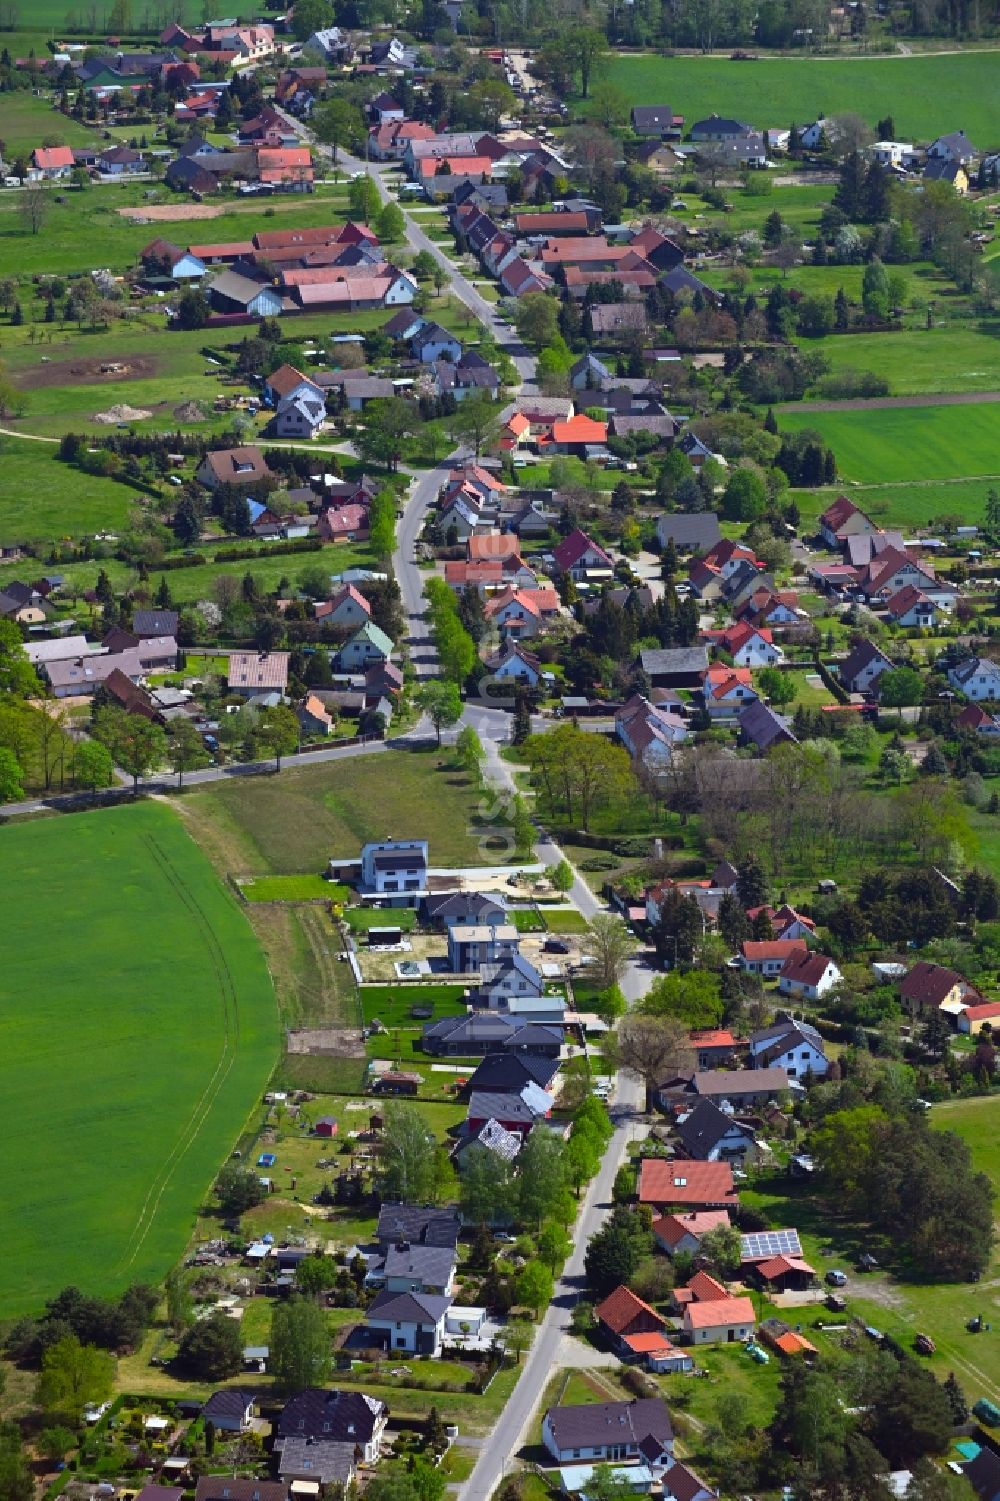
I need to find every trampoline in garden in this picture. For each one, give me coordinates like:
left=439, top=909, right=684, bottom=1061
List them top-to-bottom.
left=258, top=1152, right=277, bottom=1167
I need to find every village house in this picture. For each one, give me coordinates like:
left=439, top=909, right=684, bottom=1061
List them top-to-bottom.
left=196, top=446, right=272, bottom=491
left=818, top=496, right=877, bottom=549
left=552, top=528, right=614, bottom=580
left=315, top=584, right=371, bottom=630
left=884, top=584, right=938, bottom=629
left=338, top=622, right=393, bottom=672
left=709, top=622, right=783, bottom=668
left=837, top=639, right=894, bottom=696
left=227, top=651, right=289, bottom=697
left=948, top=657, right=1000, bottom=703
left=616, top=693, right=688, bottom=771
left=738, top=701, right=797, bottom=751
left=359, top=840, right=428, bottom=904
left=447, top=922, right=519, bottom=971
left=739, top=939, right=808, bottom=976
left=776, top=953, right=842, bottom=1005
left=898, top=960, right=980, bottom=1022
left=957, top=1001, right=1000, bottom=1036
left=750, top=1013, right=829, bottom=1075
left=688, top=1028, right=745, bottom=1069
left=673, top=1098, right=757, bottom=1164
left=638, top=1158, right=737, bottom=1212
left=376, top=1204, right=461, bottom=1251
left=653, top=1209, right=731, bottom=1257
left=595, top=1286, right=693, bottom=1373
left=682, top=1292, right=756, bottom=1346
left=275, top=1389, right=387, bottom=1462
left=201, top=1391, right=255, bottom=1433
left=542, top=1399, right=674, bottom=1465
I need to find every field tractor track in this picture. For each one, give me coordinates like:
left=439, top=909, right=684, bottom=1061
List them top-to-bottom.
left=115, top=835, right=243, bottom=1271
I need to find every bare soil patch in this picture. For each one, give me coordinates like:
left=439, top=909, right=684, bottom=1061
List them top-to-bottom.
left=118, top=203, right=228, bottom=221
left=18, top=354, right=160, bottom=391
left=287, top=1026, right=365, bottom=1057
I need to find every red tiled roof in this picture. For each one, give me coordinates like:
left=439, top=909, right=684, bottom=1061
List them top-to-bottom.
left=741, top=939, right=808, bottom=962
left=639, top=1159, right=737, bottom=1206
left=652, top=1210, right=731, bottom=1248
left=686, top=1271, right=729, bottom=1303
left=595, top=1285, right=665, bottom=1334
left=684, top=1295, right=755, bottom=1330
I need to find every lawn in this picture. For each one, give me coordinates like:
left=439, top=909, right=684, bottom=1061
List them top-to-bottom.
left=602, top=50, right=1000, bottom=143
left=0, top=91, right=101, bottom=156
left=0, top=182, right=355, bottom=279
left=779, top=401, right=1000, bottom=485
left=0, top=436, right=135, bottom=545
left=0, top=538, right=376, bottom=607
left=185, top=750, right=511, bottom=875
left=0, top=800, right=279, bottom=1315
left=240, top=875, right=348, bottom=903
left=345, top=906, right=418, bottom=931
left=542, top=908, right=591, bottom=934
left=360, top=983, right=469, bottom=1027
left=742, top=1155, right=1000, bottom=1409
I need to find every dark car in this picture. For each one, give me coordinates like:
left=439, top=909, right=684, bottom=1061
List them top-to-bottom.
left=543, top=938, right=570, bottom=953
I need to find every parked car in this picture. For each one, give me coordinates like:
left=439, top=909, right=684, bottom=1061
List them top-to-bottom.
left=543, top=938, right=569, bottom=953
left=825, top=1269, right=848, bottom=1287
left=825, top=1293, right=847, bottom=1313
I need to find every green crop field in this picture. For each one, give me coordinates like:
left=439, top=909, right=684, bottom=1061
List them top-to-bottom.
left=602, top=51, right=1000, bottom=143
left=779, top=401, right=1000, bottom=484
left=0, top=801, right=279, bottom=1315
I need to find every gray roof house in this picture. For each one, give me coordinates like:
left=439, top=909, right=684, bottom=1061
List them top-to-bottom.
left=632, top=104, right=677, bottom=138
left=656, top=513, right=721, bottom=553
left=639, top=645, right=709, bottom=688
left=738, top=700, right=797, bottom=751
left=674, top=1098, right=756, bottom=1163
left=376, top=1204, right=461, bottom=1249
left=368, top=1241, right=457, bottom=1295
left=364, top=1290, right=450, bottom=1356
left=201, top=1390, right=255, bottom=1432
left=542, top=1397, right=674, bottom=1465
left=278, top=1440, right=357, bottom=1486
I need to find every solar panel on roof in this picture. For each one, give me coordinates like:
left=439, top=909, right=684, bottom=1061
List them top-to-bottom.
left=740, top=1228, right=802, bottom=1260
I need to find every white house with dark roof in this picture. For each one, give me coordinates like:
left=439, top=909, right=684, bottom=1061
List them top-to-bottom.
left=836, top=639, right=893, bottom=696
left=948, top=657, right=1000, bottom=702
left=359, top=839, right=428, bottom=903
left=776, top=953, right=842, bottom=1006
left=749, top=1012, right=829, bottom=1075
left=364, top=1290, right=450, bottom=1354
left=542, top=1398, right=674, bottom=1465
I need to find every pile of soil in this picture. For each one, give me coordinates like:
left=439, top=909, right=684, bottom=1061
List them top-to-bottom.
left=174, top=400, right=207, bottom=422
left=93, top=402, right=153, bottom=424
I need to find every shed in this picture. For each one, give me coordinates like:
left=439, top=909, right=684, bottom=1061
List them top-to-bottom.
left=314, top=1116, right=339, bottom=1137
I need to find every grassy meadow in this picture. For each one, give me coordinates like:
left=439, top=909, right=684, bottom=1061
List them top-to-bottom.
left=602, top=50, right=1000, bottom=143
left=0, top=435, right=136, bottom=542
left=790, top=478, right=997, bottom=530
left=184, top=749, right=504, bottom=874
left=0, top=800, right=279, bottom=1315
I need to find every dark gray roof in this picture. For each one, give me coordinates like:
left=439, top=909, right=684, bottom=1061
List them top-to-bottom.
left=632, top=105, right=674, bottom=133
left=689, top=115, right=752, bottom=138
left=660, top=265, right=719, bottom=300
left=610, top=414, right=676, bottom=439
left=656, top=513, right=721, bottom=551
left=133, top=608, right=179, bottom=637
left=838, top=638, right=892, bottom=687
left=639, top=645, right=710, bottom=677
left=738, top=700, right=796, bottom=750
left=424, top=891, right=508, bottom=923
left=422, top=1013, right=518, bottom=1045
left=466, top=1052, right=560, bottom=1093
left=467, top=1090, right=539, bottom=1122
left=675, top=1098, right=752, bottom=1159
left=376, top=1204, right=461, bottom=1249
left=382, top=1241, right=456, bottom=1283
left=366, top=1289, right=450, bottom=1324
left=276, top=1388, right=386, bottom=1442
left=202, top=1390, right=253, bottom=1421
left=545, top=1397, right=673, bottom=1453
left=277, top=1439, right=357, bottom=1484
left=965, top=1448, right=1000, bottom=1501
